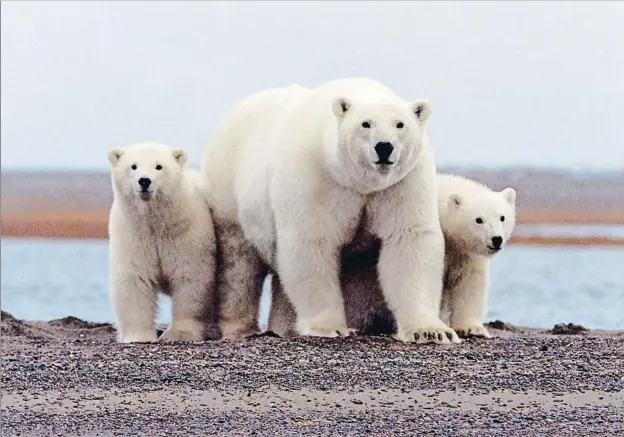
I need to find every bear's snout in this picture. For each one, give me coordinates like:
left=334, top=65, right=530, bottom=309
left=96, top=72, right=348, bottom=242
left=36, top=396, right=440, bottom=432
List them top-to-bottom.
left=374, top=141, right=394, bottom=165
left=138, top=177, right=152, bottom=191
left=490, top=236, right=503, bottom=250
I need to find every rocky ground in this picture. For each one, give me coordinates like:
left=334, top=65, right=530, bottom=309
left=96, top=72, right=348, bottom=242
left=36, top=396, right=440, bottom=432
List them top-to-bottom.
left=1, top=311, right=623, bottom=436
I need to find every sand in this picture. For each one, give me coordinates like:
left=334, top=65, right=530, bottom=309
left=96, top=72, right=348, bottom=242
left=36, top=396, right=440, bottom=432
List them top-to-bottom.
left=1, top=311, right=623, bottom=436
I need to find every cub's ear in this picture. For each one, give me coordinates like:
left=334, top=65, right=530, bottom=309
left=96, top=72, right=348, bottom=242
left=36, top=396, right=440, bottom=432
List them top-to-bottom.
left=332, top=97, right=351, bottom=119
left=410, top=99, right=431, bottom=124
left=108, top=148, right=125, bottom=166
left=172, top=148, right=188, bottom=166
left=501, top=187, right=516, bottom=205
left=448, top=193, right=462, bottom=209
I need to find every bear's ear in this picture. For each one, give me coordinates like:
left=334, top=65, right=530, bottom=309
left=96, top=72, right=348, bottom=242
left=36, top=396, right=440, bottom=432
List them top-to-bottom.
left=332, top=97, right=351, bottom=119
left=410, top=99, right=431, bottom=124
left=108, top=148, right=125, bottom=166
left=172, top=148, right=187, bottom=166
left=501, top=187, right=516, bottom=205
left=448, top=193, right=462, bottom=209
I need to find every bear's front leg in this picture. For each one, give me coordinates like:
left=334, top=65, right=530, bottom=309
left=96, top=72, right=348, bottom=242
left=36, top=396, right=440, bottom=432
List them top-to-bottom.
left=369, top=173, right=460, bottom=345
left=275, top=225, right=352, bottom=338
left=377, top=229, right=460, bottom=344
left=446, top=261, right=491, bottom=339
left=110, top=271, right=158, bottom=343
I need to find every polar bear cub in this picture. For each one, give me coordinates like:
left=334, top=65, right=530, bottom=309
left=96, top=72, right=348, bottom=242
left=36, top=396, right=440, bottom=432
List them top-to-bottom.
left=202, top=78, right=459, bottom=344
left=108, top=142, right=217, bottom=343
left=438, top=173, right=516, bottom=338
left=268, top=174, right=517, bottom=340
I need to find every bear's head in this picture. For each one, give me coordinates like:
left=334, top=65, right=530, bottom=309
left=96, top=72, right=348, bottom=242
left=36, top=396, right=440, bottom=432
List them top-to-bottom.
left=332, top=95, right=430, bottom=192
left=108, top=142, right=187, bottom=203
left=443, top=186, right=517, bottom=257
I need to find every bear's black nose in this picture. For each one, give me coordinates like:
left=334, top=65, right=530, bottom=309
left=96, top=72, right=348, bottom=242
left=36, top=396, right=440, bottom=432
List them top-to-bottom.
left=374, top=142, right=394, bottom=164
left=138, top=177, right=152, bottom=190
left=491, top=236, right=503, bottom=249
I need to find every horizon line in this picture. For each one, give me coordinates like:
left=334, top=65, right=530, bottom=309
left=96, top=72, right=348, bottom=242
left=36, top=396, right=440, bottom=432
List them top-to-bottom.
left=2, top=165, right=624, bottom=175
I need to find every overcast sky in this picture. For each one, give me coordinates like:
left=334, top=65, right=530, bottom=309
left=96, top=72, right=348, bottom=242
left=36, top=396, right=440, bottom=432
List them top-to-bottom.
left=1, top=1, right=623, bottom=171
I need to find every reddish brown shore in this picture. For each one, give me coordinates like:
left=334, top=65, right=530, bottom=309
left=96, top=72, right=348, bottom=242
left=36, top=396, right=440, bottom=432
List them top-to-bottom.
left=2, top=168, right=624, bottom=244
left=2, top=208, right=624, bottom=245
left=1, top=312, right=623, bottom=436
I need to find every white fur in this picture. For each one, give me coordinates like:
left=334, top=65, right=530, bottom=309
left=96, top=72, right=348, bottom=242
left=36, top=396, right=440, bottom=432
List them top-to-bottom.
left=203, top=78, right=458, bottom=344
left=108, top=142, right=217, bottom=343
left=438, top=173, right=517, bottom=338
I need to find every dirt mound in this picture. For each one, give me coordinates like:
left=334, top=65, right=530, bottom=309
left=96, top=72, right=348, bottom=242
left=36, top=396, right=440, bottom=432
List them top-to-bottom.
left=1, top=310, right=17, bottom=322
left=1, top=312, right=117, bottom=342
left=1, top=312, right=56, bottom=341
left=1, top=316, right=27, bottom=337
left=48, top=316, right=113, bottom=330
left=485, top=320, right=519, bottom=332
left=551, top=323, right=589, bottom=335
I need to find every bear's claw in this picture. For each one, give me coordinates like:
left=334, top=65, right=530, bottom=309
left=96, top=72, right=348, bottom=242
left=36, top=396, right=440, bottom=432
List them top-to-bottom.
left=393, top=327, right=462, bottom=344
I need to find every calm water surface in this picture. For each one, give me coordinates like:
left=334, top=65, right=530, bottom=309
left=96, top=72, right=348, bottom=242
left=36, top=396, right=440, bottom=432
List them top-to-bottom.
left=2, top=236, right=623, bottom=329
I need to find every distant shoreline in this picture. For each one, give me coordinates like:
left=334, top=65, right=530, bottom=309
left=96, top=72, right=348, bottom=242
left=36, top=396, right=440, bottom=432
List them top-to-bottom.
left=3, top=168, right=623, bottom=246
left=2, top=209, right=624, bottom=245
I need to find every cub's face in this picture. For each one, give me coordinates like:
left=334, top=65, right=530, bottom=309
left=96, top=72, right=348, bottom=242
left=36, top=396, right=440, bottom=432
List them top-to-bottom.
left=332, top=96, right=430, bottom=192
left=108, top=142, right=187, bottom=203
left=446, top=187, right=517, bottom=257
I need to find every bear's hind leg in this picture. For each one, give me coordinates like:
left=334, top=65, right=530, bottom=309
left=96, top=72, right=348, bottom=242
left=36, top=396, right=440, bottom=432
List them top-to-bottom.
left=216, top=222, right=266, bottom=339
left=160, top=272, right=219, bottom=342
left=266, top=274, right=298, bottom=337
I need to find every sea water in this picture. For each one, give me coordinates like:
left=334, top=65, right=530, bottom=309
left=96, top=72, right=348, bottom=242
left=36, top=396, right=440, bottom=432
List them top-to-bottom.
left=2, top=236, right=623, bottom=330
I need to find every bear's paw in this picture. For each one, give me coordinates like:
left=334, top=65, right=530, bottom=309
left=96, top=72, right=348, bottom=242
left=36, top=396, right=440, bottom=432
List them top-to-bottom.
left=454, top=324, right=492, bottom=339
left=298, top=326, right=357, bottom=338
left=158, top=327, right=203, bottom=342
left=121, top=331, right=158, bottom=344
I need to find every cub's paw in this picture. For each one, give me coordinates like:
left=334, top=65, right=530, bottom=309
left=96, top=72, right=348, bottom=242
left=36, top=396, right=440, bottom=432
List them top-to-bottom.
left=453, top=324, right=492, bottom=339
left=393, top=326, right=462, bottom=344
left=158, top=327, right=203, bottom=342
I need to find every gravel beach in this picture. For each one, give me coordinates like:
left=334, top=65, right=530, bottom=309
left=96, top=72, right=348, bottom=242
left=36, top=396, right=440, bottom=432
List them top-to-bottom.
left=2, top=311, right=623, bottom=436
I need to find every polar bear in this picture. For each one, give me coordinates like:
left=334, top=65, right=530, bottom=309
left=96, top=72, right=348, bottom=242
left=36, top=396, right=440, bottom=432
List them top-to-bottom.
left=202, top=78, right=460, bottom=344
left=108, top=142, right=218, bottom=343
left=268, top=173, right=517, bottom=339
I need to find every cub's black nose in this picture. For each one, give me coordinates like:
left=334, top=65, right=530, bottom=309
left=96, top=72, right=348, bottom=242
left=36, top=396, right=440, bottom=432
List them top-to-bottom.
left=374, top=142, right=394, bottom=164
left=138, top=178, right=152, bottom=190
left=491, top=236, right=503, bottom=249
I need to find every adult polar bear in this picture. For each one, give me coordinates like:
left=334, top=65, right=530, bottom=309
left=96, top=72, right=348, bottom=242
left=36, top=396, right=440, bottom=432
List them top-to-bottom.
left=202, top=78, right=460, bottom=344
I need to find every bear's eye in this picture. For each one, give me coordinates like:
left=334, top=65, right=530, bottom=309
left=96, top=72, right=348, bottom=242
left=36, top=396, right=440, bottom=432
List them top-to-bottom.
left=362, top=121, right=371, bottom=129
left=396, top=122, right=404, bottom=129
left=131, top=164, right=137, bottom=170
left=155, top=164, right=162, bottom=171
left=500, top=215, right=505, bottom=222
left=475, top=217, right=484, bottom=224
